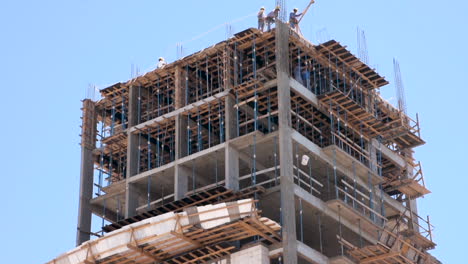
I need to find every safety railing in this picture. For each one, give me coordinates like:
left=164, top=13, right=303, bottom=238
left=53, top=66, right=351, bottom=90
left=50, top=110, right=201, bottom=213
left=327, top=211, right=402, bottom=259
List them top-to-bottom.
left=331, top=131, right=371, bottom=169
left=334, top=179, right=386, bottom=225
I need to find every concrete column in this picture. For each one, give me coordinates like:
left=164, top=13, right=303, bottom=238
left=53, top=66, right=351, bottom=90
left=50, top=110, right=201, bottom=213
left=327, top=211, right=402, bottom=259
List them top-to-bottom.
left=276, top=21, right=298, bottom=263
left=223, top=44, right=233, bottom=91
left=175, top=65, right=188, bottom=160
left=174, top=66, right=186, bottom=109
left=174, top=67, right=190, bottom=200
left=126, top=85, right=140, bottom=217
left=126, top=85, right=140, bottom=178
left=225, top=95, right=237, bottom=140
left=225, top=95, right=239, bottom=191
left=76, top=99, right=97, bottom=246
left=175, top=115, right=188, bottom=158
left=368, top=141, right=378, bottom=174
left=225, top=145, right=240, bottom=191
left=405, top=160, right=419, bottom=229
left=174, top=164, right=190, bottom=200
left=125, top=183, right=140, bottom=218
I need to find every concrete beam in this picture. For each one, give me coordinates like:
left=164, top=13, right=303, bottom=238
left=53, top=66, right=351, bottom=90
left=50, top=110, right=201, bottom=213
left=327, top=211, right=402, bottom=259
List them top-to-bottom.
left=289, top=71, right=410, bottom=215
left=289, top=78, right=319, bottom=106
left=130, top=90, right=230, bottom=133
left=238, top=102, right=271, bottom=133
left=291, top=130, right=407, bottom=215
left=372, top=139, right=405, bottom=168
left=177, top=143, right=225, bottom=165
left=127, top=161, right=174, bottom=183
left=294, top=185, right=378, bottom=244
left=89, top=204, right=119, bottom=224
left=297, top=241, right=328, bottom=264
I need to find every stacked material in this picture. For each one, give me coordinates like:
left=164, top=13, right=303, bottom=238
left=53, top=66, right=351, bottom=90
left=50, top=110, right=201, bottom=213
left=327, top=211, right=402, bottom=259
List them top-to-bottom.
left=49, top=199, right=280, bottom=264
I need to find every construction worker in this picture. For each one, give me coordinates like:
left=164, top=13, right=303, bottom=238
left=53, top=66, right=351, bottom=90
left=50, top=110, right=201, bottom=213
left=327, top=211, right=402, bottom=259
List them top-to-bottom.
left=266, top=6, right=280, bottom=31
left=257, top=7, right=266, bottom=32
left=289, top=8, right=302, bottom=30
left=157, top=57, right=166, bottom=69
left=302, top=61, right=311, bottom=90
left=294, top=63, right=304, bottom=85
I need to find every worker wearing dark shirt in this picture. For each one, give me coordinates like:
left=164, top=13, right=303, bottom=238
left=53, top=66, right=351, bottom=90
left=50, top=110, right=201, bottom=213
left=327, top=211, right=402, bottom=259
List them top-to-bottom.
left=289, top=8, right=302, bottom=30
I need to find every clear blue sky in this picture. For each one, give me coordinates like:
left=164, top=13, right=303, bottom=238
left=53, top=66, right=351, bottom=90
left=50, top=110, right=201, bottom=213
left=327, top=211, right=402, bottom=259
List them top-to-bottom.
left=0, top=0, right=465, bottom=263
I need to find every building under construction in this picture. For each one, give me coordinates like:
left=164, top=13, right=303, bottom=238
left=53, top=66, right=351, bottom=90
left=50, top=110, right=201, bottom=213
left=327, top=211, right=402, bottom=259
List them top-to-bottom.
left=49, top=18, right=440, bottom=264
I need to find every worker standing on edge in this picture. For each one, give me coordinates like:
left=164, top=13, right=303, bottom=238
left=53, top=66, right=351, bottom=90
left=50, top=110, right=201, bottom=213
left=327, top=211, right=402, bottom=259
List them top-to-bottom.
left=266, top=6, right=280, bottom=31
left=258, top=7, right=266, bottom=32
left=289, top=8, right=302, bottom=31
left=157, top=57, right=166, bottom=69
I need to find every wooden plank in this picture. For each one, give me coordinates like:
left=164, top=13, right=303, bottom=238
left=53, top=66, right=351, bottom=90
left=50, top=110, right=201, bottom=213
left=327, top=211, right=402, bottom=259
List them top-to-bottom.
left=170, top=231, right=202, bottom=247
left=126, top=244, right=162, bottom=262
left=360, top=251, right=400, bottom=264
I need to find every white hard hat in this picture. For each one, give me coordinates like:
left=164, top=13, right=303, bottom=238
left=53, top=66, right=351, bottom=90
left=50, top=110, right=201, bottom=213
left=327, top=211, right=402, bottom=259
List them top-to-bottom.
left=294, top=7, right=298, bottom=11
left=159, top=57, right=164, bottom=61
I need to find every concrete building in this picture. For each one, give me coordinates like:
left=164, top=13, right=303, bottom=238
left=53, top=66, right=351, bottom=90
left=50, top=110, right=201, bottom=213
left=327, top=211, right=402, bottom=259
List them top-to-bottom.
left=50, top=21, right=440, bottom=264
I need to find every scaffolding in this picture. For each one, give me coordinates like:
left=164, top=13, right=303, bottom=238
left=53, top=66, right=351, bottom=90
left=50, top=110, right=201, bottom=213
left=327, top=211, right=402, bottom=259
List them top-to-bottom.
left=70, top=21, right=440, bottom=264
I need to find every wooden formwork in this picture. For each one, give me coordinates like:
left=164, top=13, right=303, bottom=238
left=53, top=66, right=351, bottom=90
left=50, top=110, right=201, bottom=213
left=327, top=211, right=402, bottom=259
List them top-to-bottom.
left=288, top=35, right=423, bottom=149
left=383, top=160, right=430, bottom=199
left=103, top=185, right=265, bottom=233
left=49, top=199, right=280, bottom=264
left=105, top=217, right=280, bottom=264
left=340, top=228, right=433, bottom=264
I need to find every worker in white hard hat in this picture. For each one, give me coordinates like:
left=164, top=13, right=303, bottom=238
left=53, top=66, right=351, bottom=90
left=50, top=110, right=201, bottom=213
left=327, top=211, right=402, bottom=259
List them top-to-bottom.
left=266, top=6, right=281, bottom=31
left=257, top=7, right=266, bottom=32
left=289, top=8, right=303, bottom=30
left=157, top=57, right=166, bottom=69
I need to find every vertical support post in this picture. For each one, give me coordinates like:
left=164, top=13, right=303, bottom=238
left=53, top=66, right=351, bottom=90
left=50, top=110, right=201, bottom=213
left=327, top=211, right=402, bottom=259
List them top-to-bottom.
left=276, top=21, right=298, bottom=264
left=223, top=42, right=233, bottom=91
left=174, top=66, right=189, bottom=200
left=175, top=66, right=185, bottom=110
left=125, top=85, right=139, bottom=218
left=225, top=95, right=239, bottom=191
left=225, top=96, right=237, bottom=141
left=76, top=99, right=97, bottom=246
left=367, top=141, right=377, bottom=221
left=368, top=141, right=378, bottom=173
left=225, top=145, right=240, bottom=191
left=406, top=161, right=419, bottom=230
left=174, top=165, right=190, bottom=200
left=318, top=213, right=323, bottom=253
